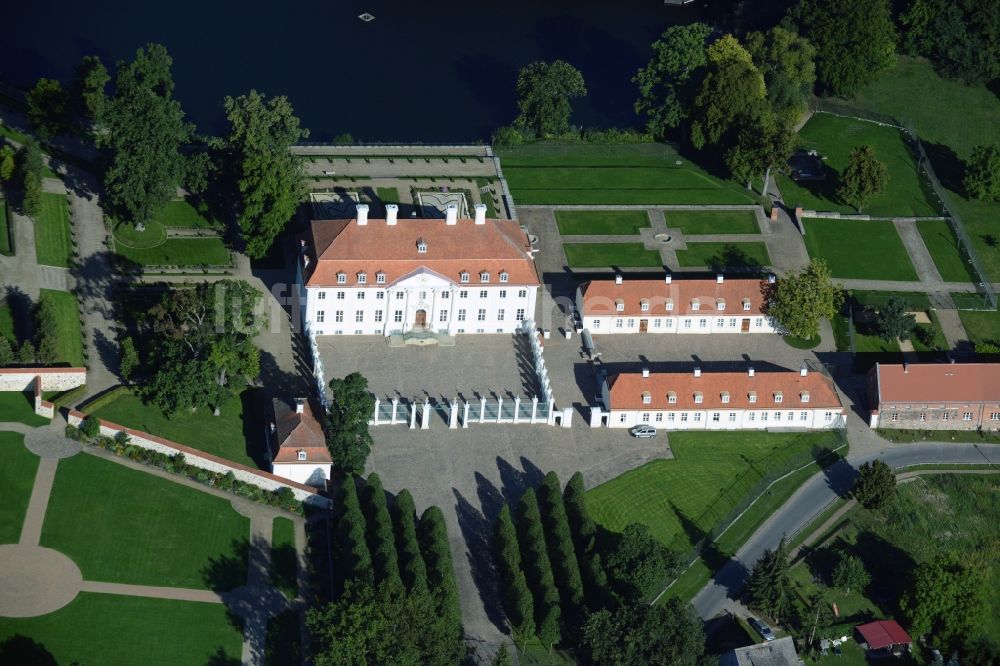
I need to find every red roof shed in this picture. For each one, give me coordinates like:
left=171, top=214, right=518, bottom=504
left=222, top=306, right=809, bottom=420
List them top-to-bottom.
left=856, top=620, right=912, bottom=650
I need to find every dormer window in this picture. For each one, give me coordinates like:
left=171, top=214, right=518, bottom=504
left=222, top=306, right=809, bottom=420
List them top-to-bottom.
left=417, top=239, right=427, bottom=253
left=460, top=271, right=470, bottom=283
left=499, top=271, right=508, bottom=283
left=337, top=272, right=347, bottom=284
left=357, top=272, right=367, bottom=284
left=376, top=272, right=386, bottom=284
left=480, top=272, right=490, bottom=283
left=615, top=299, right=625, bottom=312
left=665, top=299, right=674, bottom=312
left=691, top=299, right=700, bottom=311
left=716, top=299, right=725, bottom=311
left=742, top=299, right=752, bottom=311
left=640, top=300, right=650, bottom=312
left=642, top=391, right=651, bottom=405
left=667, top=391, right=677, bottom=404
left=694, top=391, right=703, bottom=404
left=721, top=391, right=730, bottom=404
left=748, top=391, right=757, bottom=404
left=774, top=391, right=784, bottom=404
left=800, top=391, right=810, bottom=403
left=297, top=450, right=307, bottom=461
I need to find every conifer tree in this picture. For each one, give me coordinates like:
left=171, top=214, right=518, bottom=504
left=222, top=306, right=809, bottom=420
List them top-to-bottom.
left=538, top=472, right=586, bottom=633
left=361, top=473, right=401, bottom=588
left=334, top=476, right=373, bottom=587
left=390, top=489, right=427, bottom=592
left=516, top=489, right=562, bottom=646
left=493, top=505, right=536, bottom=636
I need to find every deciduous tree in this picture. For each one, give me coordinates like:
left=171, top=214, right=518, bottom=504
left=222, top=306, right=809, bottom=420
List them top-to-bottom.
left=785, top=0, right=896, bottom=96
left=899, top=0, right=1000, bottom=84
left=632, top=23, right=712, bottom=139
left=746, top=26, right=817, bottom=123
left=689, top=35, right=768, bottom=151
left=98, top=44, right=193, bottom=227
left=73, top=55, right=109, bottom=120
left=514, top=61, right=587, bottom=138
left=26, top=78, right=69, bottom=139
left=223, top=90, right=308, bottom=258
left=724, top=115, right=797, bottom=192
left=19, top=139, right=44, bottom=219
left=0, top=144, right=16, bottom=182
left=964, top=144, right=1000, bottom=202
left=838, top=145, right=888, bottom=211
left=766, top=259, right=844, bottom=339
left=871, top=298, right=916, bottom=342
left=119, top=336, right=139, bottom=382
left=326, top=372, right=375, bottom=474
left=853, top=460, right=896, bottom=509
left=391, top=489, right=428, bottom=593
left=604, top=523, right=680, bottom=602
left=747, top=537, right=794, bottom=623
left=903, top=552, right=984, bottom=650
left=832, top=553, right=871, bottom=593
left=579, top=600, right=705, bottom=666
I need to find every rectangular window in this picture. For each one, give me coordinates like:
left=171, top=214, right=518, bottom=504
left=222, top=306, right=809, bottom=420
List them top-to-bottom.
left=460, top=272, right=470, bottom=283
left=500, top=272, right=508, bottom=283
left=357, top=273, right=367, bottom=284
left=376, top=273, right=386, bottom=284
left=481, top=273, right=490, bottom=283
left=337, top=274, right=346, bottom=284
left=499, top=289, right=507, bottom=298
left=518, top=289, right=527, bottom=298
left=460, top=290, right=468, bottom=299
left=480, top=290, right=488, bottom=298
left=317, top=291, right=326, bottom=300
left=336, top=291, right=345, bottom=300
left=376, top=291, right=385, bottom=299
left=396, top=291, right=404, bottom=299
left=420, top=291, right=427, bottom=300
left=442, top=291, right=451, bottom=300
left=357, top=292, right=365, bottom=300
left=743, top=301, right=751, bottom=311
left=641, top=302, right=650, bottom=312
left=458, top=309, right=466, bottom=322
left=477, top=309, right=486, bottom=321
left=497, top=309, right=505, bottom=321
left=516, top=309, right=526, bottom=321
left=316, top=310, right=325, bottom=323
left=335, top=310, right=344, bottom=322
left=355, top=310, right=363, bottom=322
left=375, top=310, right=383, bottom=322
left=393, top=310, right=403, bottom=323
left=439, top=310, right=448, bottom=322
left=653, top=318, right=662, bottom=328
left=716, top=318, right=724, bottom=328
left=729, top=318, right=737, bottom=327
left=615, top=319, right=624, bottom=329
left=627, top=319, right=635, bottom=328
left=683, top=319, right=691, bottom=329
left=699, top=319, right=707, bottom=328
left=593, top=320, right=601, bottom=329
left=825, top=411, right=833, bottom=420
left=711, top=412, right=720, bottom=422
left=729, top=412, right=737, bottom=422
left=748, top=412, right=755, bottom=421
left=761, top=412, right=768, bottom=422
left=774, top=412, right=782, bottom=422
left=800, top=412, right=808, bottom=421
left=891, top=412, right=899, bottom=421
left=942, top=412, right=950, bottom=421
left=963, top=412, right=973, bottom=421
left=642, top=413, right=650, bottom=423
left=655, top=413, right=663, bottom=422
left=667, top=413, right=675, bottom=422
left=680, top=413, right=688, bottom=422
left=693, top=413, right=702, bottom=422
left=919, top=413, right=927, bottom=422
left=992, top=413, right=1000, bottom=421
left=619, top=414, right=627, bottom=423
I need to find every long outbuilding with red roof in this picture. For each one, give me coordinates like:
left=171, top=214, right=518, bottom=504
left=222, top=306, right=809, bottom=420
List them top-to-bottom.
left=867, top=362, right=1000, bottom=431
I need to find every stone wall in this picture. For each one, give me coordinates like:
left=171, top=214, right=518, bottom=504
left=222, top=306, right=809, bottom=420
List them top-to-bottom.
left=0, top=367, right=86, bottom=391
left=66, top=410, right=332, bottom=509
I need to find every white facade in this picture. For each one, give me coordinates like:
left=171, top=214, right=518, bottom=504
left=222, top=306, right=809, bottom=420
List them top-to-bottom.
left=304, top=271, right=537, bottom=336
left=582, top=313, right=775, bottom=334
left=600, top=405, right=844, bottom=430
left=272, top=462, right=330, bottom=487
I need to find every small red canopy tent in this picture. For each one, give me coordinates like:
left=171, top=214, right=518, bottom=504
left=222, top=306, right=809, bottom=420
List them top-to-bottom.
left=856, top=620, right=913, bottom=650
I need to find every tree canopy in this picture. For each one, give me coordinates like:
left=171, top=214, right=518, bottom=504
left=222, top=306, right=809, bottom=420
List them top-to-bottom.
left=785, top=0, right=896, bottom=96
left=900, top=0, right=1000, bottom=85
left=632, top=23, right=712, bottom=139
left=746, top=26, right=817, bottom=123
left=689, top=35, right=768, bottom=151
left=97, top=43, right=193, bottom=227
left=74, top=55, right=109, bottom=120
left=514, top=60, right=587, bottom=137
left=26, top=78, right=69, bottom=139
left=223, top=90, right=308, bottom=258
left=19, top=139, right=45, bottom=219
left=964, top=144, right=1000, bottom=202
left=838, top=145, right=888, bottom=211
left=766, top=259, right=844, bottom=339
left=142, top=280, right=262, bottom=415
left=871, top=298, right=916, bottom=342
left=326, top=372, right=376, bottom=474
left=852, top=460, right=896, bottom=509
left=604, top=523, right=680, bottom=602
left=747, top=537, right=794, bottom=623
left=902, top=552, right=985, bottom=650
left=832, top=553, right=871, bottom=593
left=579, top=600, right=704, bottom=666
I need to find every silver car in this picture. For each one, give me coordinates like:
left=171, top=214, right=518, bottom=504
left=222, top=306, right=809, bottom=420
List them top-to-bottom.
left=629, top=425, right=657, bottom=438
left=748, top=617, right=775, bottom=641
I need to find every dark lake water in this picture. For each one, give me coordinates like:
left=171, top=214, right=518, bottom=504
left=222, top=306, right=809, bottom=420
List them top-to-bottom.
left=3, top=1, right=704, bottom=142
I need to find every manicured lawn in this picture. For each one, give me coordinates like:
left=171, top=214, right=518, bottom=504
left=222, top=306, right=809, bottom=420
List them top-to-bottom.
left=777, top=113, right=939, bottom=217
left=499, top=142, right=759, bottom=205
left=376, top=186, right=400, bottom=204
left=33, top=193, right=71, bottom=268
left=951, top=195, right=1000, bottom=282
left=0, top=199, right=12, bottom=255
left=153, top=199, right=220, bottom=229
left=555, top=210, right=649, bottom=235
left=665, top=210, right=759, bottom=235
left=803, top=218, right=918, bottom=280
left=917, top=220, right=976, bottom=282
left=116, top=237, right=231, bottom=267
left=563, top=242, right=663, bottom=268
left=675, top=242, right=771, bottom=271
left=38, top=289, right=84, bottom=367
left=0, top=303, right=15, bottom=342
left=957, top=306, right=1000, bottom=348
left=87, top=389, right=265, bottom=468
left=0, top=392, right=49, bottom=427
left=586, top=431, right=842, bottom=551
left=0, top=432, right=39, bottom=543
left=41, top=453, right=250, bottom=589
left=271, top=517, right=298, bottom=599
left=0, top=592, right=243, bottom=666
left=264, top=610, right=303, bottom=666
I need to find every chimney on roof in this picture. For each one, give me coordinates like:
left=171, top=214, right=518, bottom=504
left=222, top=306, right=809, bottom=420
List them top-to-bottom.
left=356, top=203, right=369, bottom=226
left=446, top=203, right=458, bottom=226
left=474, top=203, right=487, bottom=225
left=386, top=204, right=398, bottom=226
left=302, top=255, right=310, bottom=269
left=615, top=273, right=623, bottom=285
left=665, top=274, right=672, bottom=284
left=717, top=274, right=724, bottom=284
left=767, top=274, right=776, bottom=284
left=903, top=362, right=908, bottom=374
left=800, top=364, right=808, bottom=377
left=694, top=366, right=701, bottom=378
left=748, top=366, right=755, bottom=377
left=642, top=367, right=650, bottom=378
left=295, top=398, right=305, bottom=414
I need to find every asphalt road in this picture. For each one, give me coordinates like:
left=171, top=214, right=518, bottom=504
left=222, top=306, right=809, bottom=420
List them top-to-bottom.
left=691, top=441, right=1000, bottom=620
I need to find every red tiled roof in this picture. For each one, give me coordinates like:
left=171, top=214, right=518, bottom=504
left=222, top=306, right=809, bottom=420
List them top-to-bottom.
left=303, top=217, right=540, bottom=288
left=579, top=278, right=771, bottom=317
left=875, top=363, right=1000, bottom=405
left=607, top=368, right=843, bottom=411
left=271, top=398, right=331, bottom=464
left=856, top=620, right=911, bottom=650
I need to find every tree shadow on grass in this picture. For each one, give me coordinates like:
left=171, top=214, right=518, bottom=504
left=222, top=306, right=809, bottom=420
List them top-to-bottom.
left=922, top=142, right=965, bottom=194
left=785, top=162, right=842, bottom=209
left=707, top=245, right=765, bottom=275
left=4, top=285, right=34, bottom=342
left=240, top=388, right=271, bottom=470
left=847, top=531, right=917, bottom=617
left=202, top=536, right=251, bottom=594
left=0, top=635, right=57, bottom=666
left=205, top=646, right=241, bottom=666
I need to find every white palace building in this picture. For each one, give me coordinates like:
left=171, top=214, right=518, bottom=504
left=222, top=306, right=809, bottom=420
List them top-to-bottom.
left=299, top=203, right=540, bottom=337
left=577, top=274, right=778, bottom=334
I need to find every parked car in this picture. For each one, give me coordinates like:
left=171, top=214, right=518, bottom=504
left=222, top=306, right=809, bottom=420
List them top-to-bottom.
left=629, top=425, right=657, bottom=438
left=747, top=617, right=775, bottom=641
